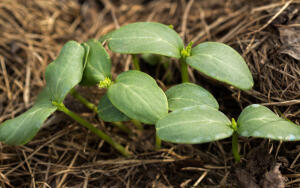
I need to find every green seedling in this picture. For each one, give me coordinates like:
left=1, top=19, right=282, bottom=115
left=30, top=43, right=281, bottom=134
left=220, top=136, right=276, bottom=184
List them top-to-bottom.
left=2, top=21, right=299, bottom=161
left=100, top=22, right=253, bottom=90
left=0, top=37, right=168, bottom=154
left=0, top=40, right=131, bottom=157
left=155, top=83, right=300, bottom=162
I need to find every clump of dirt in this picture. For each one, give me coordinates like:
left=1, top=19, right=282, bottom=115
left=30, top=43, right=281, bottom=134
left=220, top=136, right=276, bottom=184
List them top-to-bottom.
left=0, top=0, right=300, bottom=187
left=235, top=141, right=287, bottom=188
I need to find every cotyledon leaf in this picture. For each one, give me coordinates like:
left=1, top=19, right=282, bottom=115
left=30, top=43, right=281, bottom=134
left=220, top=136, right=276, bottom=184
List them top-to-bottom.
left=100, top=22, right=184, bottom=59
left=80, top=39, right=112, bottom=85
left=45, top=40, right=85, bottom=103
left=81, top=42, right=90, bottom=70
left=186, top=42, right=254, bottom=90
left=141, top=54, right=162, bottom=66
left=107, top=70, right=168, bottom=124
left=165, top=83, right=219, bottom=111
left=0, top=88, right=57, bottom=145
left=98, top=94, right=130, bottom=122
left=237, top=104, right=300, bottom=141
left=156, top=105, right=233, bottom=144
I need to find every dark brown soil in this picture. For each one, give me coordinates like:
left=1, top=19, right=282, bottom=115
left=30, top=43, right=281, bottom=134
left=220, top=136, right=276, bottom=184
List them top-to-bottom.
left=0, top=0, right=300, bottom=187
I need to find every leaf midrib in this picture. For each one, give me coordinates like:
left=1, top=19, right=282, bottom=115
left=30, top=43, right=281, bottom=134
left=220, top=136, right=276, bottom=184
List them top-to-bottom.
left=110, top=35, right=179, bottom=54
left=188, top=53, right=251, bottom=83
left=116, top=83, right=163, bottom=122
left=157, top=119, right=225, bottom=131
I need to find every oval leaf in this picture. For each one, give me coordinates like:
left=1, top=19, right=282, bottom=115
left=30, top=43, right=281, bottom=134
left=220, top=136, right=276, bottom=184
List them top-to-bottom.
left=102, top=22, right=184, bottom=59
left=81, top=39, right=112, bottom=85
left=45, top=41, right=85, bottom=103
left=186, top=42, right=254, bottom=90
left=141, top=54, right=162, bottom=66
left=108, top=70, right=168, bottom=124
left=166, top=83, right=219, bottom=111
left=0, top=88, right=57, bottom=145
left=98, top=94, right=130, bottom=122
left=237, top=104, right=300, bottom=141
left=156, top=105, right=233, bottom=144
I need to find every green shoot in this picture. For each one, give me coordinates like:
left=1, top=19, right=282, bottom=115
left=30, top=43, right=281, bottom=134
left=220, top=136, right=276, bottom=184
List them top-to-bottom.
left=2, top=22, right=299, bottom=162
left=132, top=55, right=141, bottom=70
left=99, top=77, right=113, bottom=88
left=52, top=101, right=131, bottom=157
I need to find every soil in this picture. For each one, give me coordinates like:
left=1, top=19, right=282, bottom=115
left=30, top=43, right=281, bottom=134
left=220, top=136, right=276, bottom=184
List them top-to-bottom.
left=0, top=0, right=300, bottom=187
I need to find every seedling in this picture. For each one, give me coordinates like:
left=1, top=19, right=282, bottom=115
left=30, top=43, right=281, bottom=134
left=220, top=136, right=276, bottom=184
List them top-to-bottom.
left=1, top=22, right=299, bottom=161
left=99, top=22, right=300, bottom=161
left=100, top=22, right=253, bottom=90
left=0, top=38, right=168, bottom=154
left=0, top=40, right=127, bottom=155
left=156, top=83, right=300, bottom=162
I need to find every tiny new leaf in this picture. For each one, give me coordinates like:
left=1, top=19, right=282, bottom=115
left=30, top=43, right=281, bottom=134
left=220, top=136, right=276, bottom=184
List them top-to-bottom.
left=101, top=22, right=184, bottom=59
left=81, top=39, right=112, bottom=85
left=45, top=41, right=85, bottom=103
left=186, top=42, right=254, bottom=90
left=108, top=70, right=168, bottom=124
left=165, top=83, right=219, bottom=111
left=0, top=88, right=57, bottom=145
left=98, top=94, right=130, bottom=122
left=237, top=104, right=300, bottom=141
left=156, top=105, right=233, bottom=144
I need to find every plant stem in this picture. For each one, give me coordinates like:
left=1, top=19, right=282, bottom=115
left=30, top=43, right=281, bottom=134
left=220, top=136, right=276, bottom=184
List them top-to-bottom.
left=132, top=55, right=141, bottom=71
left=180, top=58, right=189, bottom=83
left=162, top=60, right=173, bottom=83
left=70, top=88, right=98, bottom=113
left=69, top=89, right=131, bottom=136
left=52, top=101, right=131, bottom=157
left=131, top=119, right=143, bottom=130
left=113, top=122, right=132, bottom=135
left=232, top=131, right=240, bottom=163
left=155, top=133, right=162, bottom=150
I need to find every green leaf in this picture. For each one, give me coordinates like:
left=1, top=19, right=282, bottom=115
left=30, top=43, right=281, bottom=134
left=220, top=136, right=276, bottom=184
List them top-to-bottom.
left=101, top=22, right=184, bottom=59
left=81, top=39, right=112, bottom=85
left=45, top=41, right=85, bottom=103
left=186, top=42, right=254, bottom=90
left=81, top=43, right=90, bottom=70
left=141, top=54, right=162, bottom=66
left=107, top=70, right=168, bottom=124
left=166, top=83, right=219, bottom=111
left=0, top=88, right=57, bottom=145
left=98, top=94, right=130, bottom=122
left=237, top=104, right=300, bottom=141
left=156, top=105, right=233, bottom=144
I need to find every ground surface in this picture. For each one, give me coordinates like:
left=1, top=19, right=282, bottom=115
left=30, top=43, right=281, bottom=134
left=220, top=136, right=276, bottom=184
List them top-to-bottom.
left=0, top=0, right=300, bottom=187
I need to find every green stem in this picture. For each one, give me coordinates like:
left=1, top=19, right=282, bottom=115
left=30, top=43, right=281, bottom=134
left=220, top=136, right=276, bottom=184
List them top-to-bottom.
left=132, top=55, right=141, bottom=71
left=180, top=58, right=189, bottom=83
left=162, top=60, right=173, bottom=83
left=70, top=88, right=98, bottom=113
left=70, top=89, right=131, bottom=136
left=52, top=101, right=131, bottom=157
left=131, top=119, right=143, bottom=130
left=113, top=122, right=132, bottom=135
left=232, top=131, right=240, bottom=163
left=155, top=133, right=162, bottom=150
